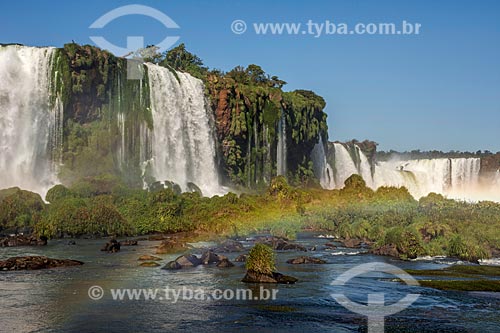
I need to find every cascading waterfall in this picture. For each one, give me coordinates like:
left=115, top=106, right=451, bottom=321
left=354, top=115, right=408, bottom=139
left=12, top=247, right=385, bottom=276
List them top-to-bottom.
left=0, top=45, right=61, bottom=197
left=145, top=63, right=220, bottom=196
left=276, top=111, right=287, bottom=176
left=311, top=136, right=335, bottom=189
left=322, top=140, right=494, bottom=201
left=332, top=143, right=359, bottom=187
left=355, top=145, right=373, bottom=188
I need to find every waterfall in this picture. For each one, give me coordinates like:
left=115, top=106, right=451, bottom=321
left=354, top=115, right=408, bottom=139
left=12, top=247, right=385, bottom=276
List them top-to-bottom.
left=0, top=45, right=61, bottom=197
left=145, top=64, right=220, bottom=196
left=276, top=111, right=287, bottom=176
left=311, top=136, right=335, bottom=189
left=321, top=139, right=490, bottom=201
left=333, top=143, right=359, bottom=187
left=355, top=145, right=374, bottom=188
left=373, top=158, right=482, bottom=200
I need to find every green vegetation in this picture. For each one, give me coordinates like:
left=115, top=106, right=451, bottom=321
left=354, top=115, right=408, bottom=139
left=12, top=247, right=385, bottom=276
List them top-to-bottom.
left=2, top=173, right=498, bottom=266
left=0, top=188, right=45, bottom=233
left=246, top=244, right=276, bottom=275
left=406, top=265, right=500, bottom=278
left=417, top=280, right=500, bottom=292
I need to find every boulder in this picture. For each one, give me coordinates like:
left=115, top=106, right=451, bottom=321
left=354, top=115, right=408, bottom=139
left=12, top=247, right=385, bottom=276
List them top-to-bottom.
left=0, top=234, right=47, bottom=247
left=257, top=236, right=307, bottom=252
left=341, top=238, right=362, bottom=248
left=101, top=239, right=121, bottom=253
left=156, top=239, right=186, bottom=254
left=212, top=240, right=244, bottom=253
left=325, top=243, right=337, bottom=249
left=369, top=244, right=400, bottom=258
left=200, top=250, right=221, bottom=265
left=162, top=254, right=201, bottom=270
left=175, top=254, right=201, bottom=267
left=234, top=254, right=247, bottom=262
left=138, top=255, right=162, bottom=261
left=0, top=256, right=83, bottom=271
left=216, top=256, right=234, bottom=268
left=286, top=256, right=327, bottom=264
left=140, top=261, right=161, bottom=267
left=162, top=261, right=182, bottom=270
left=242, top=271, right=298, bottom=284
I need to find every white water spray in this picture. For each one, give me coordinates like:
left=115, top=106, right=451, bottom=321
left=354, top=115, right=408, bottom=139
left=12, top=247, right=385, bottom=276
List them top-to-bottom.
left=0, top=45, right=61, bottom=197
left=145, top=64, right=220, bottom=196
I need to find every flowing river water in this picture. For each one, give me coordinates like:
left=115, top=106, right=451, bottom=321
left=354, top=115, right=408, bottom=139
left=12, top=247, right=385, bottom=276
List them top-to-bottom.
left=1, top=233, right=499, bottom=332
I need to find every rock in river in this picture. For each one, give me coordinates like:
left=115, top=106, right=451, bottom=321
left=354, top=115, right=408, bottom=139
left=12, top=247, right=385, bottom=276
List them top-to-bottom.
left=0, top=256, right=83, bottom=271
left=286, top=256, right=327, bottom=264
left=242, top=271, right=298, bottom=284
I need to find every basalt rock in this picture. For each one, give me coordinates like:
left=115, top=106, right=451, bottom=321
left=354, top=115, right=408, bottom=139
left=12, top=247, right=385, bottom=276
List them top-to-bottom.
left=0, top=235, right=47, bottom=247
left=257, top=236, right=307, bottom=252
left=341, top=238, right=362, bottom=249
left=101, top=239, right=121, bottom=253
left=156, top=239, right=186, bottom=254
left=212, top=240, right=244, bottom=253
left=369, top=244, right=400, bottom=258
left=163, top=254, right=201, bottom=270
left=234, top=254, right=247, bottom=262
left=138, top=255, right=162, bottom=261
left=0, top=256, right=83, bottom=271
left=286, top=256, right=327, bottom=265
left=216, top=257, right=235, bottom=268
left=140, top=261, right=161, bottom=267
left=242, top=270, right=298, bottom=284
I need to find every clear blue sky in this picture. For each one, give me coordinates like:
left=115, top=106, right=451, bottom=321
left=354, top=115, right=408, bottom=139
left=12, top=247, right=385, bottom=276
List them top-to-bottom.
left=2, top=0, right=499, bottom=152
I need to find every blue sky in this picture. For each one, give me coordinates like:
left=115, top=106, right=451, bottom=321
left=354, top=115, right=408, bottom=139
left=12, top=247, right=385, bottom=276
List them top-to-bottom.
left=2, top=0, right=499, bottom=152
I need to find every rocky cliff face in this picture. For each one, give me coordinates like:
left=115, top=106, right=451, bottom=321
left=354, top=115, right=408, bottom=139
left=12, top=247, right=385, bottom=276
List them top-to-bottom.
left=6, top=43, right=329, bottom=192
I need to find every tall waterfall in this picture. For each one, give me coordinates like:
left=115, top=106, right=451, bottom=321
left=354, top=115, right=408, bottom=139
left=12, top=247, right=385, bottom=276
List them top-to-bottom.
left=0, top=45, right=61, bottom=197
left=145, top=64, right=220, bottom=196
left=276, top=111, right=287, bottom=176
left=311, top=136, right=335, bottom=189
left=332, top=143, right=358, bottom=187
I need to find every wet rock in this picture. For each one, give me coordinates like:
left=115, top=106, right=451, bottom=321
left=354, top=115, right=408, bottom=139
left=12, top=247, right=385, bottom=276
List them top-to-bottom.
left=0, top=234, right=47, bottom=247
left=148, top=234, right=168, bottom=241
left=257, top=236, right=307, bottom=252
left=341, top=238, right=362, bottom=248
left=101, top=239, right=120, bottom=253
left=155, top=239, right=186, bottom=254
left=67, top=240, right=76, bottom=245
left=212, top=240, right=244, bottom=253
left=325, top=243, right=337, bottom=249
left=369, top=244, right=400, bottom=258
left=200, top=250, right=221, bottom=264
left=162, top=254, right=200, bottom=270
left=175, top=254, right=201, bottom=267
left=234, top=254, right=247, bottom=262
left=138, top=255, right=162, bottom=261
left=0, top=256, right=83, bottom=271
left=286, top=256, right=327, bottom=264
left=216, top=257, right=235, bottom=268
left=140, top=261, right=161, bottom=267
left=162, top=261, right=182, bottom=270
left=242, top=271, right=298, bottom=284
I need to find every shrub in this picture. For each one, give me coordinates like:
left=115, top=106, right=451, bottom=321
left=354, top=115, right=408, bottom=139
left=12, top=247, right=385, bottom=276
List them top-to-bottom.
left=246, top=243, right=276, bottom=275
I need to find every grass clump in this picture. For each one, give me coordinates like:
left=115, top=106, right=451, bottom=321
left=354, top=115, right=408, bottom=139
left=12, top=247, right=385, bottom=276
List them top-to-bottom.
left=246, top=243, right=276, bottom=275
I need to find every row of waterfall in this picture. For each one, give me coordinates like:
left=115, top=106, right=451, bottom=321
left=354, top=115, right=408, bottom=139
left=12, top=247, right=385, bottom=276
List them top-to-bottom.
left=0, top=45, right=220, bottom=197
left=312, top=139, right=499, bottom=201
